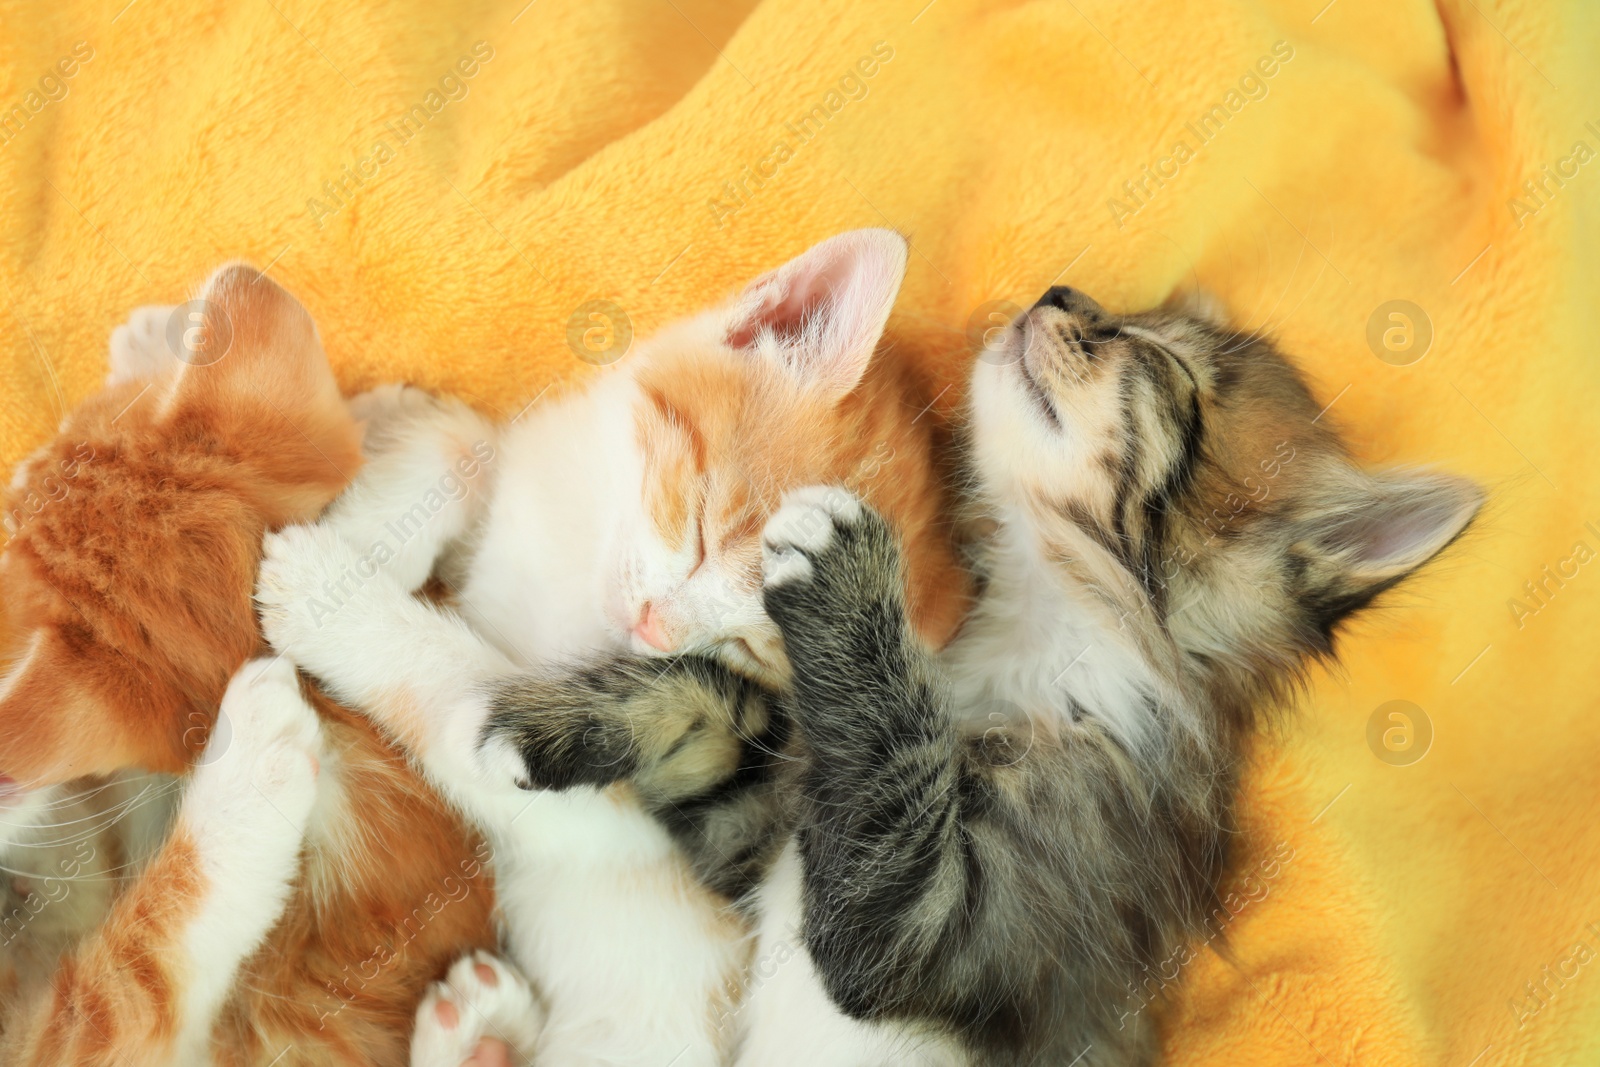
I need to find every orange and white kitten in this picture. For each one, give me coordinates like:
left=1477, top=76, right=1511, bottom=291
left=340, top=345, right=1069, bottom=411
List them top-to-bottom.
left=254, top=230, right=970, bottom=1067
left=0, top=267, right=498, bottom=1066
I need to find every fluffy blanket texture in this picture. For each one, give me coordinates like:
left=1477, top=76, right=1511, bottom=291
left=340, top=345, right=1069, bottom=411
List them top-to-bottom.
left=2, top=1, right=1596, bottom=1062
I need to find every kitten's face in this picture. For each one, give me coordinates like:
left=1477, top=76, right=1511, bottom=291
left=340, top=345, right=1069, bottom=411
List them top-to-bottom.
left=603, top=230, right=969, bottom=684
left=0, top=267, right=361, bottom=801
left=971, top=286, right=1481, bottom=683
left=970, top=287, right=1292, bottom=549
left=615, top=342, right=803, bottom=684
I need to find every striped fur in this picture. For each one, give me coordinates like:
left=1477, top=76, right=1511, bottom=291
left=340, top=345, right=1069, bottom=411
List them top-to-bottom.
left=0, top=268, right=497, bottom=1066
left=483, top=657, right=787, bottom=901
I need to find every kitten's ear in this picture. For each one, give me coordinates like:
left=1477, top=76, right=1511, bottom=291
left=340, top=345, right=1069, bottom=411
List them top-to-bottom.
left=724, top=229, right=908, bottom=401
left=167, top=263, right=345, bottom=416
left=164, top=264, right=362, bottom=522
left=1163, top=287, right=1229, bottom=327
left=1296, top=468, right=1484, bottom=625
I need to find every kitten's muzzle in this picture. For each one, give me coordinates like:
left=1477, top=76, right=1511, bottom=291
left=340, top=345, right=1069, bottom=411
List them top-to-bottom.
left=1032, top=285, right=1105, bottom=320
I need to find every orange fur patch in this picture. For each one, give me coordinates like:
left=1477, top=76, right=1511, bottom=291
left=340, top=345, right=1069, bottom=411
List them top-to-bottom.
left=0, top=271, right=495, bottom=1064
left=633, top=342, right=971, bottom=648
left=2, top=832, right=201, bottom=1065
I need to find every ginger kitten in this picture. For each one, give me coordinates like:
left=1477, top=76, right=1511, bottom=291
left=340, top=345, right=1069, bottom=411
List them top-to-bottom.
left=0, top=267, right=496, bottom=1065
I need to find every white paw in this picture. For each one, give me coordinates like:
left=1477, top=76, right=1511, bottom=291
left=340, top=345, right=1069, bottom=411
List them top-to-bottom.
left=107, top=304, right=179, bottom=385
left=348, top=381, right=434, bottom=423
left=347, top=383, right=494, bottom=460
left=349, top=384, right=452, bottom=450
left=325, top=385, right=496, bottom=591
left=760, top=485, right=862, bottom=589
left=256, top=523, right=380, bottom=668
left=186, top=655, right=322, bottom=851
left=172, top=657, right=322, bottom=1034
left=410, top=951, right=544, bottom=1067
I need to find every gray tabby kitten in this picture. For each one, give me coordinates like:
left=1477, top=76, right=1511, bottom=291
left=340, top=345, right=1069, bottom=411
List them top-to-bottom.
left=483, top=286, right=1482, bottom=1065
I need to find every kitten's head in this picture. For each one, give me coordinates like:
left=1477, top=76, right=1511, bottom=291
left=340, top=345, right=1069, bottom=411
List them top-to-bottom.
left=610, top=229, right=969, bottom=685
left=0, top=266, right=361, bottom=801
left=970, top=285, right=1482, bottom=713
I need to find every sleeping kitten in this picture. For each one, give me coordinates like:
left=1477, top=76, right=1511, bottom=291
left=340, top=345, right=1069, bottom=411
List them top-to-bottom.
left=253, top=230, right=972, bottom=1067
left=0, top=267, right=499, bottom=1065
left=473, top=286, right=1483, bottom=1065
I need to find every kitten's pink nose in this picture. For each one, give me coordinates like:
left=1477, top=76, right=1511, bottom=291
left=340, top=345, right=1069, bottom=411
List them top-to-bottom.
left=634, top=603, right=675, bottom=652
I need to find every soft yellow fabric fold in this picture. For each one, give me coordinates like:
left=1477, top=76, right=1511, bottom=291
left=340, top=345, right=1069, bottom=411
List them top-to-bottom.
left=3, top=1, right=1596, bottom=1062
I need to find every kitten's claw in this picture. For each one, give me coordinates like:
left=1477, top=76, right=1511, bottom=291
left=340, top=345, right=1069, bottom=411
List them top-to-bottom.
left=760, top=486, right=865, bottom=590
left=409, top=951, right=544, bottom=1067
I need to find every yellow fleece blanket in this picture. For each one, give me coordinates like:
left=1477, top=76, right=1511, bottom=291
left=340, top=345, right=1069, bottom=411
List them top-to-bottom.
left=2, top=1, right=1596, bottom=1062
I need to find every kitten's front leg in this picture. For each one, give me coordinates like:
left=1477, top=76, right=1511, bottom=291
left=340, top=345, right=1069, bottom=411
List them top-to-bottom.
left=322, top=384, right=499, bottom=593
left=759, top=486, right=939, bottom=740
left=759, top=488, right=970, bottom=1018
left=762, top=489, right=1100, bottom=1060
left=255, top=523, right=523, bottom=819
left=478, top=654, right=766, bottom=801
left=479, top=654, right=787, bottom=900
left=3, top=657, right=321, bottom=1066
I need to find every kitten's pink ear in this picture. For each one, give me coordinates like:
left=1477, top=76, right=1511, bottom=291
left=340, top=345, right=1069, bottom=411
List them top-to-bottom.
left=724, top=229, right=908, bottom=401
left=1296, top=468, right=1483, bottom=629
left=1322, top=470, right=1483, bottom=582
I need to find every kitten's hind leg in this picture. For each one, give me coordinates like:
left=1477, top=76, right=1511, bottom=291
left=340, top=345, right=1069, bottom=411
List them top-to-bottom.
left=256, top=522, right=524, bottom=821
left=169, top=655, right=324, bottom=1059
left=1, top=656, right=322, bottom=1066
left=409, top=951, right=544, bottom=1067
